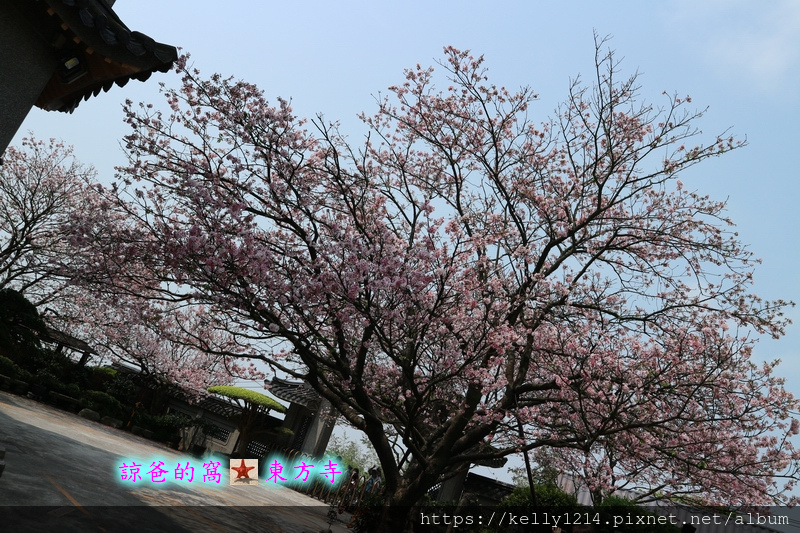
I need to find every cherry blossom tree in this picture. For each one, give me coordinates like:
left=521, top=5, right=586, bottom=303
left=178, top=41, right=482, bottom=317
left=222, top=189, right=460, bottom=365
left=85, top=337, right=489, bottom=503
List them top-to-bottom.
left=67, top=41, right=800, bottom=531
left=0, top=137, right=96, bottom=307
left=0, top=137, right=252, bottom=394
left=60, top=294, right=254, bottom=396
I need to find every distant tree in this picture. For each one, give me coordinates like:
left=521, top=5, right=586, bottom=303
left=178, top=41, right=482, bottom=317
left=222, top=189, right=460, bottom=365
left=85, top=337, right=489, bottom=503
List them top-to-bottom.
left=68, top=39, right=800, bottom=532
left=0, top=137, right=96, bottom=307
left=0, top=138, right=247, bottom=396
left=62, top=295, right=250, bottom=398
left=207, top=385, right=287, bottom=457
left=327, top=433, right=379, bottom=473
left=510, top=448, right=562, bottom=488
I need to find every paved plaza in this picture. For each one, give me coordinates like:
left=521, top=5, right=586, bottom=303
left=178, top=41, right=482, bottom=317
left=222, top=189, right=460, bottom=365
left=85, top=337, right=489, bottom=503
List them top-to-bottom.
left=0, top=390, right=351, bottom=532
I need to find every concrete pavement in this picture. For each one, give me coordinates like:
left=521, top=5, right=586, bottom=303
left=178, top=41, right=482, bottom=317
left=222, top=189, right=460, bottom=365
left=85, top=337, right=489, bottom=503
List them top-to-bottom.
left=0, top=390, right=352, bottom=532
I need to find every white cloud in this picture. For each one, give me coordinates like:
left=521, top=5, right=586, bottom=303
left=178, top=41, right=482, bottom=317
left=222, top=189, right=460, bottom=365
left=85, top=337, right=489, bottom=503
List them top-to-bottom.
left=668, top=0, right=800, bottom=93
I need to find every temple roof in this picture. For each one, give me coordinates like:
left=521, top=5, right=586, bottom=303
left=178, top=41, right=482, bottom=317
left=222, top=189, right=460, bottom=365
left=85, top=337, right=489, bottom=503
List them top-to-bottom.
left=14, top=0, right=177, bottom=112
left=42, top=326, right=96, bottom=354
left=268, top=377, right=321, bottom=410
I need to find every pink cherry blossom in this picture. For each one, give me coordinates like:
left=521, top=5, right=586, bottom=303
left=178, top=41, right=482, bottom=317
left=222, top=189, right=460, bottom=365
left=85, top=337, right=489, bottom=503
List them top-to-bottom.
left=63, top=42, right=799, bottom=532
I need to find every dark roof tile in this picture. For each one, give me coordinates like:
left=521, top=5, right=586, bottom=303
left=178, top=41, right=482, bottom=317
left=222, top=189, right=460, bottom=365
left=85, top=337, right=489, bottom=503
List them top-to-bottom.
left=18, top=0, right=178, bottom=112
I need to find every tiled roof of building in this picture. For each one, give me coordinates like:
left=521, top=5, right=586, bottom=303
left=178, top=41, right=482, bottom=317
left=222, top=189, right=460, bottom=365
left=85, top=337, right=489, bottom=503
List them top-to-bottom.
left=15, top=0, right=177, bottom=112
left=42, top=326, right=95, bottom=354
left=268, top=377, right=321, bottom=410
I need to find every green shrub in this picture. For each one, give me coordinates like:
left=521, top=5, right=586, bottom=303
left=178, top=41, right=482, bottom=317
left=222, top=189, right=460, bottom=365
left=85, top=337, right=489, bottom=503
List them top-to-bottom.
left=11, top=346, right=47, bottom=375
left=25, top=347, right=64, bottom=373
left=0, top=355, right=17, bottom=377
left=85, top=366, right=117, bottom=391
left=91, top=366, right=117, bottom=378
left=14, top=367, right=33, bottom=383
left=34, top=370, right=56, bottom=389
left=106, top=373, right=138, bottom=404
left=64, top=383, right=82, bottom=398
left=81, top=390, right=126, bottom=419
left=135, top=412, right=193, bottom=442
left=500, top=484, right=579, bottom=508
left=496, top=485, right=583, bottom=532
left=594, top=495, right=680, bottom=533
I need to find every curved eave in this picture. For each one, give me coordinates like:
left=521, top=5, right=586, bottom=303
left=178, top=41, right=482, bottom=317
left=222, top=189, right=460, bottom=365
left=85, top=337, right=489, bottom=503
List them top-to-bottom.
left=29, top=0, right=177, bottom=112
left=268, top=377, right=322, bottom=410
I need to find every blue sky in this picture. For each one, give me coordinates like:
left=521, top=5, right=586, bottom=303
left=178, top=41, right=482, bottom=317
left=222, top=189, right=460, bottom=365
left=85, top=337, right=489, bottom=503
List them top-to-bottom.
left=13, top=0, right=800, bottom=490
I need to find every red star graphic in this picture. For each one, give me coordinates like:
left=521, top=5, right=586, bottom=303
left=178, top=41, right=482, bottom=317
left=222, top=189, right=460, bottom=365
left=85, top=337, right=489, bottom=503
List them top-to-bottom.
left=231, top=459, right=256, bottom=479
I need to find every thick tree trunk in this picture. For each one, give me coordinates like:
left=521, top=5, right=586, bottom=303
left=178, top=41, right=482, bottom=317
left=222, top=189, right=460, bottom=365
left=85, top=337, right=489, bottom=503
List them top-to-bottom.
left=232, top=426, right=251, bottom=458
left=369, top=485, right=430, bottom=533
